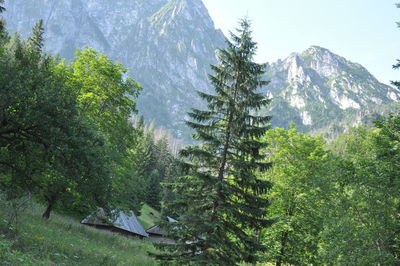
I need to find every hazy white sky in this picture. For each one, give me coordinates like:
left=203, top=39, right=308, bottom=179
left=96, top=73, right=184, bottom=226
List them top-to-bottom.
left=202, top=0, right=399, bottom=85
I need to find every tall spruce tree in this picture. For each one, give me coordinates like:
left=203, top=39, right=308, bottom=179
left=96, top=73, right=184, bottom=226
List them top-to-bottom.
left=0, top=0, right=4, bottom=13
left=0, top=0, right=6, bottom=44
left=393, top=3, right=400, bottom=89
left=157, top=19, right=272, bottom=265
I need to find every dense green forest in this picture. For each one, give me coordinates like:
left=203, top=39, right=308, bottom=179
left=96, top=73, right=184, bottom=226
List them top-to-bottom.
left=0, top=1, right=399, bottom=265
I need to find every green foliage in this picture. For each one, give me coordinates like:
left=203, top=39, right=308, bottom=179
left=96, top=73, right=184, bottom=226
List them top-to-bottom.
left=0, top=11, right=178, bottom=224
left=0, top=18, right=145, bottom=220
left=26, top=19, right=44, bottom=53
left=156, top=19, right=272, bottom=265
left=0, top=22, right=113, bottom=219
left=69, top=48, right=141, bottom=155
left=63, top=49, right=146, bottom=214
left=257, top=115, right=400, bottom=265
left=321, top=121, right=400, bottom=265
left=130, top=123, right=183, bottom=212
left=133, top=127, right=157, bottom=207
left=260, top=127, right=331, bottom=265
left=147, top=136, right=180, bottom=211
left=108, top=148, right=145, bottom=215
left=160, top=149, right=185, bottom=219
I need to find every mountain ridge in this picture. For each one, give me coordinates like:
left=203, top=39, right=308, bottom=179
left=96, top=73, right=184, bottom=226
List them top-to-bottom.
left=3, top=0, right=399, bottom=140
left=265, top=45, right=400, bottom=131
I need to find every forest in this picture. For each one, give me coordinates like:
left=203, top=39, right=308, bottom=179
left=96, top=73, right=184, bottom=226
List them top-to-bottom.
left=0, top=1, right=399, bottom=265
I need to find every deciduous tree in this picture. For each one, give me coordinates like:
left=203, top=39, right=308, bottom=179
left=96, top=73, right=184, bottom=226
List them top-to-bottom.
left=260, top=127, right=331, bottom=265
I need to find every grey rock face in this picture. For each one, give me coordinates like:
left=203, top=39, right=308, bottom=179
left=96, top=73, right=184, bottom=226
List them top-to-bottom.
left=3, top=0, right=225, bottom=140
left=3, top=2, right=399, bottom=139
left=264, top=46, right=400, bottom=131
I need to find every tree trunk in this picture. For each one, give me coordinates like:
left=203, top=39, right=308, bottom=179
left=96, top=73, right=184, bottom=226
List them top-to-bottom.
left=211, top=86, right=239, bottom=222
left=42, top=197, right=56, bottom=219
left=277, top=207, right=294, bottom=266
left=276, top=230, right=289, bottom=266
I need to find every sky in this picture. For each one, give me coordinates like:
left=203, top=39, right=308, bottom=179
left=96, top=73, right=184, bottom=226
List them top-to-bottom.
left=202, top=0, right=400, bottom=85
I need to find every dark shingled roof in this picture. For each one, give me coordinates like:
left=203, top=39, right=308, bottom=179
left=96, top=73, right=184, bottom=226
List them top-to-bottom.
left=81, top=209, right=148, bottom=238
left=146, top=216, right=178, bottom=236
left=146, top=224, right=166, bottom=236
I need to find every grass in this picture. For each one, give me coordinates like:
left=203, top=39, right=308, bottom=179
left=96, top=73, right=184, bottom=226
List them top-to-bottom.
left=0, top=199, right=158, bottom=265
left=137, top=204, right=161, bottom=230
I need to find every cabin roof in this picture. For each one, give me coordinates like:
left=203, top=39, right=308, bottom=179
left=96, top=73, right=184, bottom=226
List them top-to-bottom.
left=81, top=209, right=148, bottom=237
left=146, top=216, right=178, bottom=236
left=146, top=224, right=166, bottom=236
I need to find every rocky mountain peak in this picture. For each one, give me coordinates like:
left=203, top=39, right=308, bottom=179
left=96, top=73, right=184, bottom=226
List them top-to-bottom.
left=150, top=0, right=217, bottom=36
left=3, top=1, right=399, bottom=141
left=304, top=45, right=333, bottom=56
left=265, top=46, right=400, bottom=131
left=299, top=46, right=344, bottom=78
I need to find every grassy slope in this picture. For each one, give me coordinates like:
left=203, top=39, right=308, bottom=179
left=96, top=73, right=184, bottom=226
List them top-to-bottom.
left=0, top=200, right=158, bottom=265
left=137, top=204, right=161, bottom=230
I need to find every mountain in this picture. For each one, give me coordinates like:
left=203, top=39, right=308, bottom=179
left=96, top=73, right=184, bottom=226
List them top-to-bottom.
left=3, top=0, right=225, bottom=140
left=3, top=1, right=399, bottom=140
left=264, top=46, right=400, bottom=133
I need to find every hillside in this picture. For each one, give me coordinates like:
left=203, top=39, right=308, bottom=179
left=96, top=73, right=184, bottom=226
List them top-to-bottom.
left=0, top=199, right=157, bottom=265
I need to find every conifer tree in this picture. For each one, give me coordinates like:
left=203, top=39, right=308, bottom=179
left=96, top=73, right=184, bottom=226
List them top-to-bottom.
left=0, top=0, right=5, bottom=13
left=0, top=0, right=7, bottom=46
left=393, top=3, right=400, bottom=89
left=27, top=19, right=44, bottom=54
left=157, top=19, right=272, bottom=265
